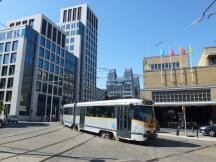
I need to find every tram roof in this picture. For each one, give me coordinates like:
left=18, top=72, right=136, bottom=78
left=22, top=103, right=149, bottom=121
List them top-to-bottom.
left=63, top=99, right=152, bottom=107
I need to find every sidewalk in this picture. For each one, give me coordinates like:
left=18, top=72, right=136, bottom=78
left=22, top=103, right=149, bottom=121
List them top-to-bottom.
left=158, top=128, right=216, bottom=142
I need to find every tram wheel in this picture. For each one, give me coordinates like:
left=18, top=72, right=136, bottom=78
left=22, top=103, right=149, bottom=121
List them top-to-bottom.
left=74, top=125, right=79, bottom=132
left=100, top=131, right=106, bottom=138
left=108, top=133, right=115, bottom=140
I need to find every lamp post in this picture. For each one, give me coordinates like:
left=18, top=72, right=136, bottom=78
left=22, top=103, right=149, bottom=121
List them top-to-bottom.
left=50, top=77, right=55, bottom=122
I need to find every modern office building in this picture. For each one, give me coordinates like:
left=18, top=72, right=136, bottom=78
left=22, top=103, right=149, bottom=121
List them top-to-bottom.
left=58, top=4, right=98, bottom=102
left=0, top=13, right=77, bottom=121
left=142, top=49, right=216, bottom=127
left=106, top=69, right=140, bottom=99
left=96, top=88, right=106, bottom=101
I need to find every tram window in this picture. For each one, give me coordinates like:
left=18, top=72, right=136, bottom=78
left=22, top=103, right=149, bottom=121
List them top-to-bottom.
left=86, top=106, right=115, bottom=118
left=133, top=106, right=153, bottom=121
left=64, top=107, right=71, bottom=115
left=75, top=107, right=80, bottom=115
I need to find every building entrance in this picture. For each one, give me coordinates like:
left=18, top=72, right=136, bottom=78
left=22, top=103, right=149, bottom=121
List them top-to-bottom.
left=154, top=105, right=216, bottom=128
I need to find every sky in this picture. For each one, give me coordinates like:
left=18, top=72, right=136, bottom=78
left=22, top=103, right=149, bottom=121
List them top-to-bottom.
left=1, top=0, right=216, bottom=89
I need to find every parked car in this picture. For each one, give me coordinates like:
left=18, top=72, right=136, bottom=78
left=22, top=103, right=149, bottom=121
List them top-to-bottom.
left=6, top=115, right=18, bottom=123
left=200, top=124, right=216, bottom=137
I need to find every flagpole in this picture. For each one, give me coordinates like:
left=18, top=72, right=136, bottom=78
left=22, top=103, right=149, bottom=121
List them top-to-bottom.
left=179, top=46, right=183, bottom=84
left=169, top=48, right=173, bottom=83
left=189, top=52, right=194, bottom=83
left=160, top=55, right=163, bottom=86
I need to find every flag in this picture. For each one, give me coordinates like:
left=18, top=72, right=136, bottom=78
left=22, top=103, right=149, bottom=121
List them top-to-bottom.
left=187, top=45, right=193, bottom=55
left=179, top=47, right=186, bottom=55
left=160, top=48, right=165, bottom=56
left=170, top=48, right=175, bottom=56
left=144, top=63, right=148, bottom=70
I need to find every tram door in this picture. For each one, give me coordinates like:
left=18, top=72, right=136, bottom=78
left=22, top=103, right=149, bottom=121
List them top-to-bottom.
left=116, top=106, right=131, bottom=138
left=80, top=107, right=85, bottom=129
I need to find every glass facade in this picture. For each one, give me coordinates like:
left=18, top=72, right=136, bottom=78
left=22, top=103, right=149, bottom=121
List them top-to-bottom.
left=152, top=89, right=211, bottom=103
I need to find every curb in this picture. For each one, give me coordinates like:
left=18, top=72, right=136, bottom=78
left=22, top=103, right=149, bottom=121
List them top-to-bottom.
left=158, top=133, right=216, bottom=142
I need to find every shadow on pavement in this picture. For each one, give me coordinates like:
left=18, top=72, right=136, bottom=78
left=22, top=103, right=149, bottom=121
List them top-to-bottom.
left=4, top=122, right=53, bottom=128
left=120, top=138, right=201, bottom=148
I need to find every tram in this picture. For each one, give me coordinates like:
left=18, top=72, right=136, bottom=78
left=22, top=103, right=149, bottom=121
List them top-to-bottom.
left=62, top=99, right=157, bottom=141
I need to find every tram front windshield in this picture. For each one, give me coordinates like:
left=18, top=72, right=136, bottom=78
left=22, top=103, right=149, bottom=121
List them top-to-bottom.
left=133, top=105, right=154, bottom=122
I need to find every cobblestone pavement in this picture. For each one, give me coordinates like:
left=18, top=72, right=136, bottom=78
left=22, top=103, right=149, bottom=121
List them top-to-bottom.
left=0, top=122, right=215, bottom=162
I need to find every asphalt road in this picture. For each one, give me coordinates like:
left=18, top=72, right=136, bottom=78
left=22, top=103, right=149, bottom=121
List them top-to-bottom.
left=0, top=122, right=215, bottom=162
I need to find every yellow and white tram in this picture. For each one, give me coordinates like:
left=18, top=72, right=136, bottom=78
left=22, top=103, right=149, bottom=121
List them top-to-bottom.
left=62, top=99, right=157, bottom=141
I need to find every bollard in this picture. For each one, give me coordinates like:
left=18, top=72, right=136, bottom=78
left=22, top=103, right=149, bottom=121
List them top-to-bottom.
left=176, top=126, right=180, bottom=136
left=196, top=128, right=199, bottom=137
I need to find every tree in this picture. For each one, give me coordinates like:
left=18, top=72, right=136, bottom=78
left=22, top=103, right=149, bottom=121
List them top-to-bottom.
left=0, top=101, right=4, bottom=114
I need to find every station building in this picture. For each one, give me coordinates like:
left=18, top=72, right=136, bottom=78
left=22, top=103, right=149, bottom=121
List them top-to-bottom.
left=141, top=47, right=216, bottom=127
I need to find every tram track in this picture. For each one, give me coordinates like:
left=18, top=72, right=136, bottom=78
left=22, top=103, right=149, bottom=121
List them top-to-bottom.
left=0, top=123, right=61, bottom=140
left=0, top=126, right=65, bottom=146
left=0, top=132, right=84, bottom=161
left=39, top=135, right=96, bottom=162
left=144, top=143, right=216, bottom=162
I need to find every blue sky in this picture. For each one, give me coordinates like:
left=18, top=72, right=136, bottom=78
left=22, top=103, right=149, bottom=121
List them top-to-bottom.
left=1, top=0, right=216, bottom=89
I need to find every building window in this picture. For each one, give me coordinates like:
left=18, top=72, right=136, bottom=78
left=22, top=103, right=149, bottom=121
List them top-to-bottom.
left=78, top=7, right=82, bottom=20
left=73, top=8, right=77, bottom=21
left=63, top=10, right=67, bottom=22
left=29, top=19, right=34, bottom=27
left=41, top=19, right=47, bottom=35
left=47, top=23, right=52, bottom=39
left=66, top=24, right=70, bottom=29
left=61, top=25, right=65, bottom=30
left=52, top=27, right=57, bottom=42
left=6, top=31, right=12, bottom=39
left=57, top=31, right=61, bottom=45
left=0, top=33, right=5, bottom=41
left=40, top=36, right=45, bottom=46
left=70, top=38, right=74, bottom=43
left=46, top=39, right=51, bottom=49
left=12, top=41, right=18, bottom=51
left=5, top=42, right=11, bottom=52
left=0, top=43, right=4, bottom=53
left=51, top=43, right=56, bottom=52
left=70, top=45, right=74, bottom=51
left=56, top=46, right=60, bottom=55
left=39, top=47, right=44, bottom=57
left=60, top=49, right=64, bottom=57
left=44, top=50, right=50, bottom=60
left=10, top=53, right=16, bottom=63
left=50, top=53, right=55, bottom=62
left=3, top=54, right=9, bottom=64
left=0, top=55, right=2, bottom=64
left=56, top=56, right=59, bottom=64
left=38, top=58, right=43, bottom=68
left=43, top=61, right=49, bottom=71
left=49, top=63, right=54, bottom=73
left=9, top=65, right=15, bottom=75
left=55, top=65, right=59, bottom=74
left=1, top=66, right=8, bottom=76
left=37, top=70, right=42, bottom=79
left=42, top=71, right=48, bottom=81
left=0, top=78, right=6, bottom=88
left=7, top=78, right=13, bottom=88
left=36, top=81, right=41, bottom=91
left=42, top=83, right=47, bottom=93
left=48, top=84, right=52, bottom=94
left=152, top=89, right=211, bottom=103
left=0, top=91, right=4, bottom=101
left=5, top=91, right=12, bottom=102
